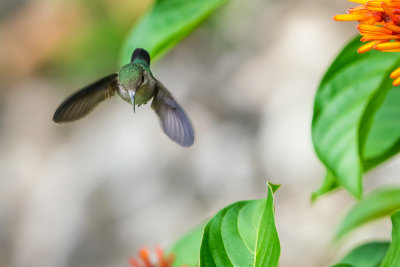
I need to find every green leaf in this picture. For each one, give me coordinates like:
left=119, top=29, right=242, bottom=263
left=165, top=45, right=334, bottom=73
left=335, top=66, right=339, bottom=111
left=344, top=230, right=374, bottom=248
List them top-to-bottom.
left=119, top=0, right=229, bottom=65
left=312, top=36, right=400, bottom=198
left=361, top=86, right=400, bottom=171
left=311, top=171, right=339, bottom=202
left=268, top=182, right=281, bottom=194
left=200, top=184, right=280, bottom=267
left=336, top=187, right=400, bottom=239
left=380, top=211, right=400, bottom=267
left=168, top=223, right=205, bottom=267
left=334, top=242, right=389, bottom=267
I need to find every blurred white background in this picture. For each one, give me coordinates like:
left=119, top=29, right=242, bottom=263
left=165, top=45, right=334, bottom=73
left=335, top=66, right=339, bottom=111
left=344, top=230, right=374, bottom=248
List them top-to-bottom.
left=1, top=0, right=399, bottom=266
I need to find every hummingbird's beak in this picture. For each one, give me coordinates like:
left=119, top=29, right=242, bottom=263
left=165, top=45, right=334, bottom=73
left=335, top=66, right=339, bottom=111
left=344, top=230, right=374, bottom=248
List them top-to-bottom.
left=129, top=91, right=136, bottom=113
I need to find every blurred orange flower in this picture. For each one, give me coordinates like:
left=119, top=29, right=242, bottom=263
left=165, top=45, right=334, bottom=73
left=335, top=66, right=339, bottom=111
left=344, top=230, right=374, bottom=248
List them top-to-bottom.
left=334, top=0, right=400, bottom=85
left=129, top=247, right=175, bottom=267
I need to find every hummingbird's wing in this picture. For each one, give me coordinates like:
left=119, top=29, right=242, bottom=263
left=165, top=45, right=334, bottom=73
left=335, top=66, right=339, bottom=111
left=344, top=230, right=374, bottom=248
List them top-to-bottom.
left=53, top=74, right=118, bottom=123
left=151, top=80, right=194, bottom=147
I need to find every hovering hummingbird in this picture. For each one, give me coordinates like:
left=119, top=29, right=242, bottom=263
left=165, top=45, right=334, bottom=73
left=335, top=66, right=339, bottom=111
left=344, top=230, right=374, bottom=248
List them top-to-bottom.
left=53, top=48, right=194, bottom=147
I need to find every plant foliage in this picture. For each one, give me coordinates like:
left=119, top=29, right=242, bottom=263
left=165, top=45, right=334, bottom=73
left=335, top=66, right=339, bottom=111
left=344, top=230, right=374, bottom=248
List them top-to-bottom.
left=312, top=36, right=400, bottom=198
left=200, top=183, right=280, bottom=267
left=336, top=187, right=400, bottom=239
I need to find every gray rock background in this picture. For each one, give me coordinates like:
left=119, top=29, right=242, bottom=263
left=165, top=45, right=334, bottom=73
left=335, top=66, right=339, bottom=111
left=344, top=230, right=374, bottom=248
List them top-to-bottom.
left=0, top=0, right=399, bottom=266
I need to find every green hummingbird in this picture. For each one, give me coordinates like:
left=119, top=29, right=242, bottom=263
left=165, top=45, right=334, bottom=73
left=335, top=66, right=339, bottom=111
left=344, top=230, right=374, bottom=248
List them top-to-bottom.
left=53, top=48, right=194, bottom=147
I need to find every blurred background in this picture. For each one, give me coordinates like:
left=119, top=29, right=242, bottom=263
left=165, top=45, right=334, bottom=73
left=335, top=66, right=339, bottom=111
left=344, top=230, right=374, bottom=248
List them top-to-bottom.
left=1, top=0, right=400, bottom=266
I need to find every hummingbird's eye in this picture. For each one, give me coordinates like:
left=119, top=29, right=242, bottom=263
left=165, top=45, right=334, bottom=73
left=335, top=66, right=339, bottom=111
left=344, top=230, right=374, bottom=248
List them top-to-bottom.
left=141, top=75, right=145, bottom=84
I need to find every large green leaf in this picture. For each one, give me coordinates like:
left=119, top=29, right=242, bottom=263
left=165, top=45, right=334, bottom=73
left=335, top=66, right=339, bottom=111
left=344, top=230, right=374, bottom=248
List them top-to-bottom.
left=119, top=0, right=229, bottom=65
left=312, top=36, right=400, bottom=198
left=362, top=86, right=400, bottom=171
left=200, top=183, right=280, bottom=267
left=336, top=187, right=400, bottom=239
left=380, top=211, right=400, bottom=267
left=333, top=212, right=400, bottom=267
left=168, top=223, right=205, bottom=267
left=333, top=242, right=389, bottom=267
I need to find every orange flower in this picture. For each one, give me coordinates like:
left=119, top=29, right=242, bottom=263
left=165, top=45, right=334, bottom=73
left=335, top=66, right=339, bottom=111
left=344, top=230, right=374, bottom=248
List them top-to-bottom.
left=334, top=0, right=400, bottom=86
left=129, top=247, right=175, bottom=267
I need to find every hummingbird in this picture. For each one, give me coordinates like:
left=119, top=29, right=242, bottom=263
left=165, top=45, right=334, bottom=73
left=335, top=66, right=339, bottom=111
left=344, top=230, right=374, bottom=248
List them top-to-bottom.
left=53, top=48, right=194, bottom=147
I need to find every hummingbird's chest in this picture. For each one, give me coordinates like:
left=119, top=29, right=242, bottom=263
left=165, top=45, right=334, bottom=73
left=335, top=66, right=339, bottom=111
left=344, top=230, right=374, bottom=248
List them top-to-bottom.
left=117, top=76, right=156, bottom=106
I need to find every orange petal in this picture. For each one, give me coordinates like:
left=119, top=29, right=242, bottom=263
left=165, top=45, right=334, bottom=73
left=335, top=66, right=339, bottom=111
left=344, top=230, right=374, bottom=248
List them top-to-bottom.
left=349, top=0, right=368, bottom=4
left=365, top=1, right=400, bottom=9
left=366, top=2, right=383, bottom=8
left=382, top=2, right=400, bottom=25
left=349, top=5, right=369, bottom=12
left=365, top=7, right=385, bottom=12
left=334, top=13, right=374, bottom=21
left=364, top=17, right=381, bottom=25
left=384, top=22, right=400, bottom=33
left=357, top=24, right=393, bottom=34
left=361, top=34, right=400, bottom=41
left=358, top=40, right=385, bottom=53
left=374, top=41, right=400, bottom=50
left=379, top=49, right=400, bottom=51
left=390, top=66, right=400, bottom=79
left=393, top=76, right=400, bottom=86
left=156, top=247, right=167, bottom=267
left=139, top=248, right=152, bottom=267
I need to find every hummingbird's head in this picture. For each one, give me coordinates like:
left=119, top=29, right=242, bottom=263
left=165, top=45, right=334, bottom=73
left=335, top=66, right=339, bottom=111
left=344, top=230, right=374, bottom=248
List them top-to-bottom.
left=119, top=63, right=144, bottom=90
